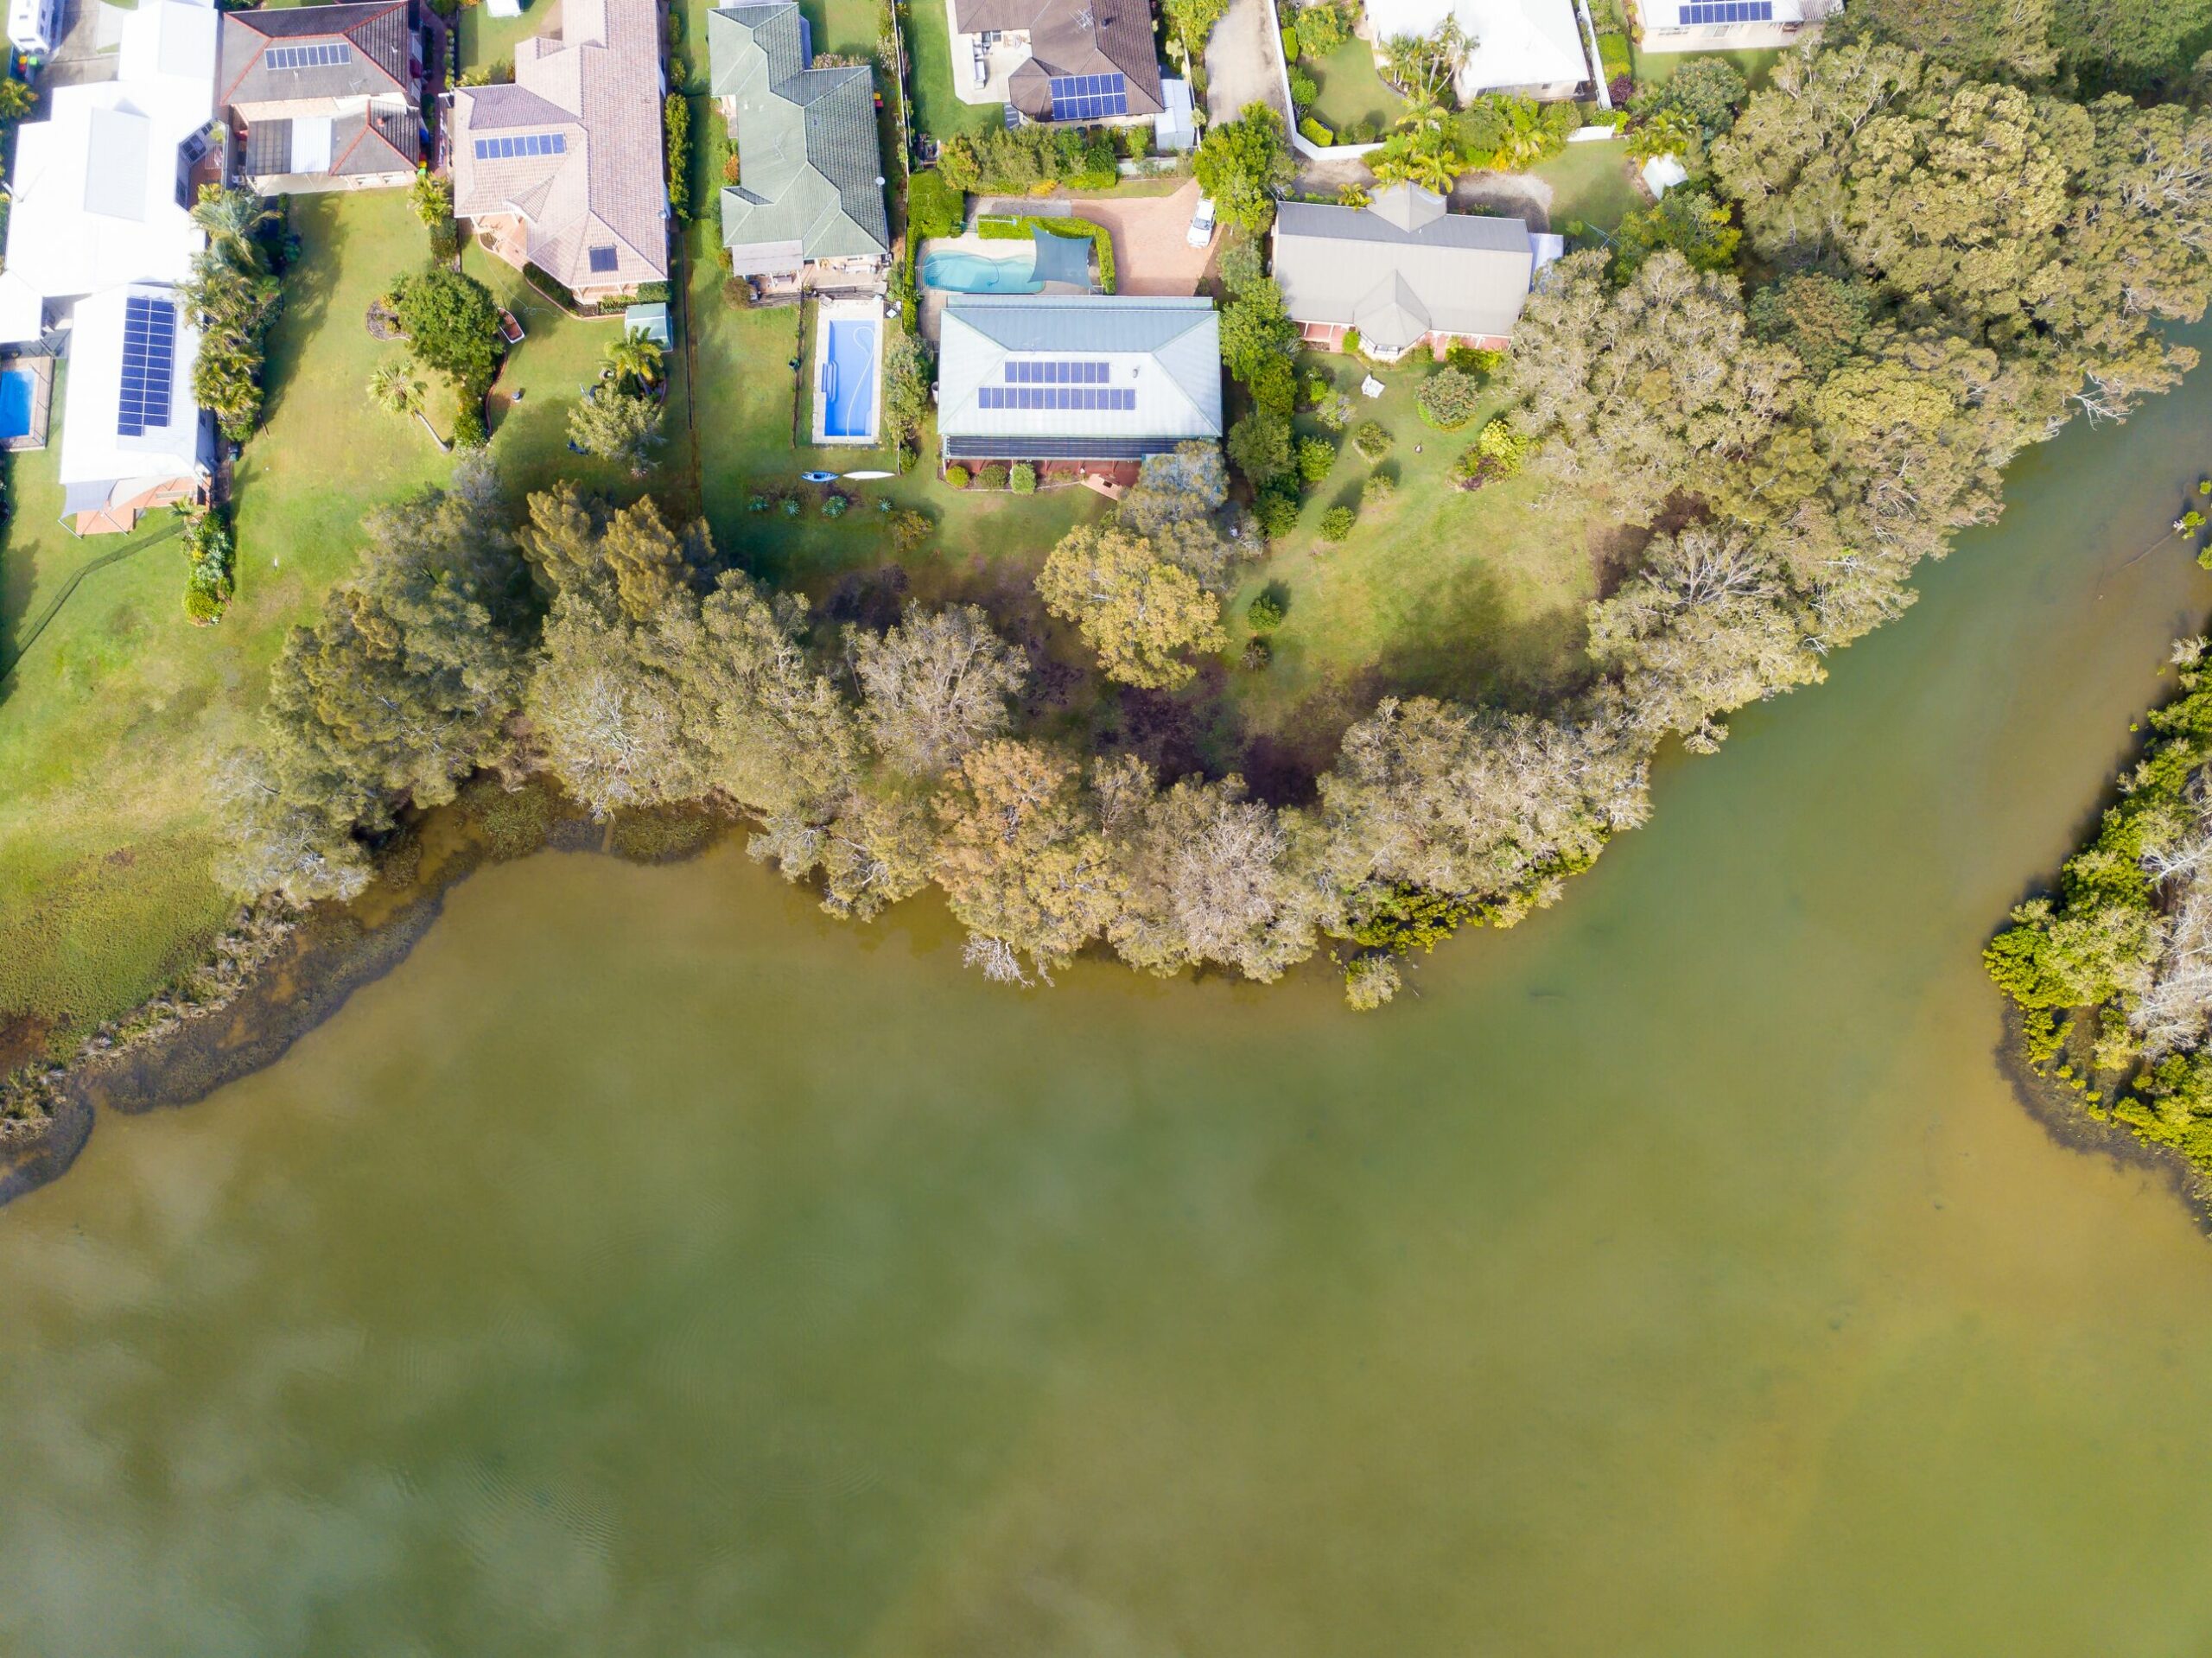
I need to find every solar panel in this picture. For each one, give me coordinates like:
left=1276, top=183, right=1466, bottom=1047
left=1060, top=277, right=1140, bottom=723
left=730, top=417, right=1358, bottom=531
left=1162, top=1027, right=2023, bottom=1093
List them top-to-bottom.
left=1678, top=0, right=1770, bottom=20
left=266, top=41, right=353, bottom=70
left=1046, top=72, right=1128, bottom=122
left=472, top=132, right=568, bottom=160
left=588, top=245, right=619, bottom=274
left=116, top=294, right=175, bottom=439
left=1007, top=359, right=1109, bottom=384
left=976, top=385, right=1135, bottom=411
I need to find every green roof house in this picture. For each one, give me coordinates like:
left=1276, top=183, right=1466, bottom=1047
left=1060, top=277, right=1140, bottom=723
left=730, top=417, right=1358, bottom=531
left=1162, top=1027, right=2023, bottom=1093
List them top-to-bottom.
left=709, top=3, right=890, bottom=295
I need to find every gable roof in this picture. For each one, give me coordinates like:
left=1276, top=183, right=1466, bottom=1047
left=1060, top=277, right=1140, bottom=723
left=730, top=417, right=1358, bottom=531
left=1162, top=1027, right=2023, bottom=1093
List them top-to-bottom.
left=219, top=0, right=416, bottom=111
left=450, top=0, right=668, bottom=289
left=952, top=0, right=1164, bottom=119
left=709, top=3, right=888, bottom=264
left=1270, top=184, right=1535, bottom=350
left=937, top=295, right=1221, bottom=454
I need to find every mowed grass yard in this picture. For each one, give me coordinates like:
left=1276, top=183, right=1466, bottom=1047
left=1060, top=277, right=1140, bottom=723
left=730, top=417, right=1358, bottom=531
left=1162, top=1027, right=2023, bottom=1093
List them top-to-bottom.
left=1298, top=34, right=1402, bottom=137
left=1214, top=354, right=1599, bottom=772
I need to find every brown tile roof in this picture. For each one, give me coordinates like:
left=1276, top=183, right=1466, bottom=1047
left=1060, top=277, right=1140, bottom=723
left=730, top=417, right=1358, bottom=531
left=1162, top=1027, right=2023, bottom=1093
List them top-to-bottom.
left=450, top=0, right=668, bottom=289
left=952, top=0, right=1163, bottom=118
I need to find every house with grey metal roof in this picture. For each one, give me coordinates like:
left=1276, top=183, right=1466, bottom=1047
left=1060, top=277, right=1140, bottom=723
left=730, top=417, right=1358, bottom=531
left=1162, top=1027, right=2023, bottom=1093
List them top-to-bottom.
left=219, top=0, right=429, bottom=194
left=449, top=0, right=669, bottom=302
left=709, top=2, right=888, bottom=295
left=1270, top=183, right=1535, bottom=361
left=935, top=295, right=1219, bottom=469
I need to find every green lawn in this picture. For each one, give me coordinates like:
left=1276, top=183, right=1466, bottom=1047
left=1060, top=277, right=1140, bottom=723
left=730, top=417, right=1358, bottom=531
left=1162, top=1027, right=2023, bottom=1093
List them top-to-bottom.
left=455, top=0, right=545, bottom=75
left=901, top=0, right=998, bottom=146
left=1298, top=34, right=1402, bottom=139
left=1630, top=43, right=1788, bottom=90
left=1531, top=140, right=1642, bottom=234
left=0, top=191, right=454, bottom=1051
left=683, top=244, right=1105, bottom=596
left=1211, top=353, right=1599, bottom=776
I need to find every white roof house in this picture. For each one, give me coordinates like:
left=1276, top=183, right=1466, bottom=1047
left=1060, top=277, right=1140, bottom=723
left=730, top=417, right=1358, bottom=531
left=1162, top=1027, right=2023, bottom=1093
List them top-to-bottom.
left=0, top=0, right=219, bottom=344
left=1361, top=0, right=1587, bottom=102
left=1635, top=0, right=1840, bottom=53
left=57, top=283, right=213, bottom=533
left=936, top=295, right=1222, bottom=464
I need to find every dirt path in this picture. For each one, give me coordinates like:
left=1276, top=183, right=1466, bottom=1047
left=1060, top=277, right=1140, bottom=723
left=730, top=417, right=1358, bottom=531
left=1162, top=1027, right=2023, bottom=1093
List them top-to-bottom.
left=1205, top=0, right=1287, bottom=128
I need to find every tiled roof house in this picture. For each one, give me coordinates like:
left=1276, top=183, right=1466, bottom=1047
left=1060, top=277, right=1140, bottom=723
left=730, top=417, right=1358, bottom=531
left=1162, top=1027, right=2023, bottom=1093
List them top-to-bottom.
left=450, top=0, right=668, bottom=301
left=950, top=0, right=1163, bottom=124
left=219, top=1, right=429, bottom=193
left=709, top=1, right=888, bottom=292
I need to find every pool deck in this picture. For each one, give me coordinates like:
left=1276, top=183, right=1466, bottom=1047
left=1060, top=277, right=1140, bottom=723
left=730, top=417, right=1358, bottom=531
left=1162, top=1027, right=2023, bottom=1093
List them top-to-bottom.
left=915, top=234, right=1092, bottom=344
left=810, top=296, right=884, bottom=448
left=1, top=354, right=53, bottom=452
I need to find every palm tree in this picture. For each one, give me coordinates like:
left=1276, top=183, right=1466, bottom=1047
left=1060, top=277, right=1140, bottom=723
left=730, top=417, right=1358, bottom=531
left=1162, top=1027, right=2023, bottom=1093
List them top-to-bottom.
left=191, top=186, right=276, bottom=268
left=602, top=327, right=664, bottom=391
left=367, top=358, right=448, bottom=451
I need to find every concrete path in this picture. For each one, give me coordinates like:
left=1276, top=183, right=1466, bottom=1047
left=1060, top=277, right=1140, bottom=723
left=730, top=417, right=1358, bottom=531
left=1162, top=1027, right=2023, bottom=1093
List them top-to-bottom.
left=1204, top=0, right=1288, bottom=129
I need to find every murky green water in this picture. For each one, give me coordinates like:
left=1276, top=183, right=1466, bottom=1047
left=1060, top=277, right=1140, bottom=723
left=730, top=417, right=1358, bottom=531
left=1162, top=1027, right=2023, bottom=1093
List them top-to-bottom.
left=10, top=346, right=2212, bottom=1655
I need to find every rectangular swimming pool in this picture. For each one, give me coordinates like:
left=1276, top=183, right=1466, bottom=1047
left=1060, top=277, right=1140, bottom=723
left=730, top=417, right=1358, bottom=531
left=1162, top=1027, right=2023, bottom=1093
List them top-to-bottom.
left=821, top=318, right=879, bottom=442
left=0, top=367, right=35, bottom=440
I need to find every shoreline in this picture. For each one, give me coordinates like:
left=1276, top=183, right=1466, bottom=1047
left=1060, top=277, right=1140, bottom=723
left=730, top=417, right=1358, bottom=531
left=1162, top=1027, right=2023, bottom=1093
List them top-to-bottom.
left=0, top=782, right=731, bottom=1212
left=1991, top=1007, right=2212, bottom=1234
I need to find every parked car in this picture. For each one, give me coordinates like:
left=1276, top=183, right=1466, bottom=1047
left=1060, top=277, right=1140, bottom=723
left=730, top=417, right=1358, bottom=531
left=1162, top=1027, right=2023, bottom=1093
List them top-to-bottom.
left=1186, top=194, right=1217, bottom=250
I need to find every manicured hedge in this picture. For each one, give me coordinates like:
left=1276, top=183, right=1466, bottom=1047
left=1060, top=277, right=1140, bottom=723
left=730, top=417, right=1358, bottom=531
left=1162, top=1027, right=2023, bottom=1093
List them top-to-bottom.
left=1298, top=115, right=1334, bottom=148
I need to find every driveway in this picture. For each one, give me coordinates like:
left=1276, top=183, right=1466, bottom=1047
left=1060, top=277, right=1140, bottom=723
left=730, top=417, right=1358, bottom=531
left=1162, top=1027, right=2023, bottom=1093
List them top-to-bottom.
left=1205, top=0, right=1287, bottom=128
left=1074, top=181, right=1216, bottom=295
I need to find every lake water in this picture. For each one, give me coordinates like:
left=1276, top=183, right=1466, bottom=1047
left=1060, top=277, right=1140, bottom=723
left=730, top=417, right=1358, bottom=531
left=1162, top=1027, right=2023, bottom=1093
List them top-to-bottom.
left=8, top=336, right=2212, bottom=1655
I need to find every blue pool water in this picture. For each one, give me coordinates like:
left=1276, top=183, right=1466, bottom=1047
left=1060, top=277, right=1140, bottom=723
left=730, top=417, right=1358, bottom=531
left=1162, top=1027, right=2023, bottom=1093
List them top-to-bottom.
left=921, top=251, right=1043, bottom=294
left=822, top=320, right=878, bottom=441
left=0, top=368, right=34, bottom=440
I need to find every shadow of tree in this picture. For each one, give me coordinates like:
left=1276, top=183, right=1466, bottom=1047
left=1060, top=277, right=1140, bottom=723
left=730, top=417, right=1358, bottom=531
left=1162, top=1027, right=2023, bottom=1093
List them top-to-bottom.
left=257, top=195, right=352, bottom=431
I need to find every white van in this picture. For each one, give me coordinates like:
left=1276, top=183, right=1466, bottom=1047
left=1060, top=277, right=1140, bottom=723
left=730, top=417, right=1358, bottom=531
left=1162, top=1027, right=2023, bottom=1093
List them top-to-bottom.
left=7, top=0, right=60, bottom=55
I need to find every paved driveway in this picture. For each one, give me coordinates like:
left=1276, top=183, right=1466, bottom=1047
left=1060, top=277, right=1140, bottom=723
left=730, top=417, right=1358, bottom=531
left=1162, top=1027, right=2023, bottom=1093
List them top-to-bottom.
left=1205, top=0, right=1288, bottom=128
left=1074, top=181, right=1217, bottom=295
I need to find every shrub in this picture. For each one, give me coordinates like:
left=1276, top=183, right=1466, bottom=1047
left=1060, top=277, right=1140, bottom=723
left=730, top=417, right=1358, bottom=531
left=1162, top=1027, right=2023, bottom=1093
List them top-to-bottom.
left=1292, top=1, right=1347, bottom=55
left=1281, top=24, right=1299, bottom=60
left=1289, top=68, right=1318, bottom=110
left=664, top=93, right=692, bottom=220
left=1299, top=115, right=1335, bottom=148
left=409, top=170, right=453, bottom=228
left=907, top=170, right=967, bottom=241
left=428, top=218, right=460, bottom=262
left=395, top=264, right=503, bottom=385
left=723, top=275, right=753, bottom=308
left=1341, top=327, right=1361, bottom=356
left=1444, top=342, right=1503, bottom=375
left=1250, top=353, right=1298, bottom=415
left=1415, top=366, right=1482, bottom=430
left=1302, top=372, right=1333, bottom=407
left=1313, top=391, right=1351, bottom=431
left=452, top=396, right=488, bottom=449
left=1228, top=407, right=1294, bottom=488
left=1472, top=416, right=1532, bottom=476
left=1352, top=421, right=1390, bottom=460
left=1296, top=435, right=1336, bottom=484
left=1010, top=461, right=1037, bottom=493
left=979, top=462, right=1009, bottom=489
left=944, top=464, right=971, bottom=488
left=1362, top=469, right=1396, bottom=508
left=1255, top=486, right=1300, bottom=538
left=747, top=492, right=772, bottom=512
left=823, top=493, right=849, bottom=518
left=1318, top=505, right=1356, bottom=542
left=184, top=578, right=228, bottom=624
left=1246, top=587, right=1287, bottom=632
left=1241, top=634, right=1273, bottom=670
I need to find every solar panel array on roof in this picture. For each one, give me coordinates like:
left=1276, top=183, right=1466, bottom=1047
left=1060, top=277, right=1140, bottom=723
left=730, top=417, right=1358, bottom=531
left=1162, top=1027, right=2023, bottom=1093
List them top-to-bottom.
left=1677, top=0, right=1770, bottom=19
left=266, top=41, right=353, bottom=69
left=1047, top=73, right=1126, bottom=121
left=473, top=132, right=568, bottom=160
left=588, top=245, right=620, bottom=274
left=117, top=295, right=175, bottom=439
left=1007, top=359, right=1109, bottom=384
left=979, top=385, right=1135, bottom=410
